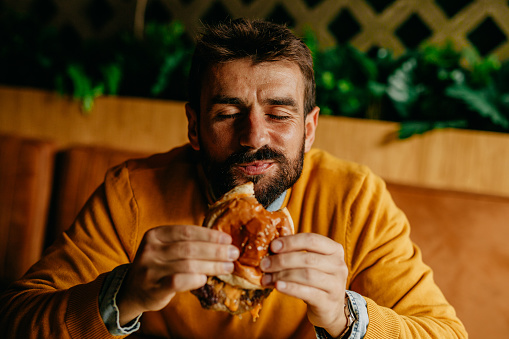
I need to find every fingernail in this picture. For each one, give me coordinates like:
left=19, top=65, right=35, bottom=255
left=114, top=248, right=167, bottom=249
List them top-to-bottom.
left=271, top=239, right=282, bottom=252
left=228, top=246, right=239, bottom=260
left=260, top=257, right=270, bottom=270
left=224, top=262, right=234, bottom=272
left=262, top=274, right=272, bottom=285
left=276, top=281, right=286, bottom=290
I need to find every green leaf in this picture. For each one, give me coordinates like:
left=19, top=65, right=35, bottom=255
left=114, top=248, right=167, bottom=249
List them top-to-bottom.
left=302, top=26, right=319, bottom=56
left=420, top=40, right=461, bottom=69
left=462, top=48, right=501, bottom=86
left=151, top=49, right=186, bottom=96
left=386, top=58, right=421, bottom=118
left=66, top=64, right=90, bottom=99
left=101, top=64, right=122, bottom=95
left=321, top=71, right=335, bottom=90
left=337, top=79, right=353, bottom=93
left=367, top=81, right=386, bottom=98
left=80, top=84, right=104, bottom=113
left=446, top=84, right=509, bottom=128
left=81, top=95, right=94, bottom=113
left=320, top=107, right=333, bottom=115
left=398, top=120, right=468, bottom=139
left=433, top=120, right=468, bottom=130
left=398, top=121, right=433, bottom=139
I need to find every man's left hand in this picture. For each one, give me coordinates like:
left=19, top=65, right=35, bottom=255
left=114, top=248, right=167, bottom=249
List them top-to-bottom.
left=260, top=233, right=348, bottom=337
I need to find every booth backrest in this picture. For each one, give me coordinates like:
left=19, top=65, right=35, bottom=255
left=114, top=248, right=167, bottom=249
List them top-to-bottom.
left=0, top=135, right=55, bottom=289
left=47, top=146, right=146, bottom=243
left=387, top=183, right=509, bottom=338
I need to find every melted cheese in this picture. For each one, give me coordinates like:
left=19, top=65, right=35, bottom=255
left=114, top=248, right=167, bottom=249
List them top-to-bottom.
left=223, top=283, right=243, bottom=312
left=249, top=303, right=263, bottom=322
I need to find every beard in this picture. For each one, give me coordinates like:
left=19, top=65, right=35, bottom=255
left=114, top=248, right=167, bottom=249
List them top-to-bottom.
left=199, top=140, right=305, bottom=207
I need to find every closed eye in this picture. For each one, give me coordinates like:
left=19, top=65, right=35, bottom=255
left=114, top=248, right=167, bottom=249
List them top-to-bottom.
left=215, top=111, right=242, bottom=120
left=268, top=114, right=291, bottom=121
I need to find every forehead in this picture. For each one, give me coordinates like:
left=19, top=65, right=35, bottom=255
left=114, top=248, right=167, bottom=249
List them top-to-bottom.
left=201, top=59, right=305, bottom=108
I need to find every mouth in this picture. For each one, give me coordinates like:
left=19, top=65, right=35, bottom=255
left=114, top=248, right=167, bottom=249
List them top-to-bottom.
left=236, top=161, right=275, bottom=176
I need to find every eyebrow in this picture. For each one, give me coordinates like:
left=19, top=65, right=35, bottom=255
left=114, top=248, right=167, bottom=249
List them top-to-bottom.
left=211, top=95, right=245, bottom=106
left=211, top=95, right=298, bottom=107
left=264, top=97, right=298, bottom=108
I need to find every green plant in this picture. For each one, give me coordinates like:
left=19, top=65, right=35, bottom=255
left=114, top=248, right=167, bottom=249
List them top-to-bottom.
left=3, top=4, right=509, bottom=138
left=0, top=6, right=192, bottom=112
left=54, top=20, right=192, bottom=112
left=305, top=29, right=385, bottom=119
left=307, top=29, right=509, bottom=138
left=385, top=42, right=509, bottom=138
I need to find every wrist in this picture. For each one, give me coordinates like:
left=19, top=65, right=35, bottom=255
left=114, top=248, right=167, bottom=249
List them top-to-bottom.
left=116, top=276, right=144, bottom=326
left=316, top=291, right=367, bottom=339
left=320, top=293, right=354, bottom=338
left=329, top=293, right=356, bottom=339
left=324, top=311, right=348, bottom=338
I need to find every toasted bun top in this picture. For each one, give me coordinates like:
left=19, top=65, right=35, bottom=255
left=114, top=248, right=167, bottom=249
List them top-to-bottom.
left=203, top=182, right=294, bottom=289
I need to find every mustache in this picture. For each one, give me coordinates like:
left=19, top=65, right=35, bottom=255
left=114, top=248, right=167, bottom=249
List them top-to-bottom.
left=223, top=146, right=286, bottom=168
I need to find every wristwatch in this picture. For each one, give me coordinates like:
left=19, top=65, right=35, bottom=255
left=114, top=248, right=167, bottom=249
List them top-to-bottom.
left=338, top=293, right=357, bottom=339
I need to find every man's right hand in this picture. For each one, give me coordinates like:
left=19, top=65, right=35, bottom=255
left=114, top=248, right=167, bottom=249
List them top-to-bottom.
left=116, top=225, right=240, bottom=325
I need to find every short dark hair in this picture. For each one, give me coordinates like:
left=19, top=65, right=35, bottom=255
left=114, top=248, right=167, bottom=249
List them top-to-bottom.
left=188, top=18, right=316, bottom=116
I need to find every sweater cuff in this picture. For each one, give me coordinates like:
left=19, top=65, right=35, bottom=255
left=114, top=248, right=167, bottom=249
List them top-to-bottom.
left=99, top=264, right=142, bottom=336
left=66, top=273, right=128, bottom=339
left=363, top=297, right=400, bottom=339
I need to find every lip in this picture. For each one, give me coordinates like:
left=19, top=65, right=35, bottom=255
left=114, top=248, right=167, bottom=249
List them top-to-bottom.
left=236, top=161, right=275, bottom=176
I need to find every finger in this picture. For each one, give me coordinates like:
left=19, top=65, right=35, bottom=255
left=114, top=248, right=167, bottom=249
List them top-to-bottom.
left=150, top=225, right=232, bottom=244
left=271, top=233, right=342, bottom=255
left=153, top=242, right=239, bottom=262
left=260, top=251, right=342, bottom=274
left=134, top=259, right=233, bottom=291
left=164, top=259, right=235, bottom=277
left=262, top=268, right=337, bottom=293
left=160, top=273, right=208, bottom=293
left=273, top=279, right=331, bottom=305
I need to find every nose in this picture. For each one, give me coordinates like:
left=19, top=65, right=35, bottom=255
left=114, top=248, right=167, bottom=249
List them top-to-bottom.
left=239, top=109, right=269, bottom=150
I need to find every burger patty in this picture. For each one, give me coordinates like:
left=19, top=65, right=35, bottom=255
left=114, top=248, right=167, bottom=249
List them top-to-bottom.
left=191, top=276, right=273, bottom=315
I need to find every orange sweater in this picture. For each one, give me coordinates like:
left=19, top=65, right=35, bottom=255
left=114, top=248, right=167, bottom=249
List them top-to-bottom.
left=0, top=145, right=467, bottom=338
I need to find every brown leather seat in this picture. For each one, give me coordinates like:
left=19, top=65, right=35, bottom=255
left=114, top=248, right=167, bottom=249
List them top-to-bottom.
left=0, top=135, right=55, bottom=289
left=48, top=145, right=147, bottom=243
left=387, top=182, right=509, bottom=339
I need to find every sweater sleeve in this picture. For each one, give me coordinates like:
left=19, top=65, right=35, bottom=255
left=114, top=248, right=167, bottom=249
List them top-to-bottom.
left=0, top=163, right=138, bottom=339
left=345, top=170, right=467, bottom=339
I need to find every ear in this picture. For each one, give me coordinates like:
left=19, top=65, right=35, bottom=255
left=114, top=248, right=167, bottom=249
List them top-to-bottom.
left=185, top=103, right=200, bottom=151
left=304, top=106, right=319, bottom=153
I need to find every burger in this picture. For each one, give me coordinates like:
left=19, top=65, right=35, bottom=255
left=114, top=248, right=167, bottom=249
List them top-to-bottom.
left=191, top=182, right=294, bottom=321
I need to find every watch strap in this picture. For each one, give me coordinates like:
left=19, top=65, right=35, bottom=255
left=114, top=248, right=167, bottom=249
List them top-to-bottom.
left=338, top=293, right=357, bottom=339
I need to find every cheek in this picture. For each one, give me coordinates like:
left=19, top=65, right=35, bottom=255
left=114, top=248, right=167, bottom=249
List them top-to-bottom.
left=199, top=122, right=236, bottom=155
left=269, top=122, right=305, bottom=151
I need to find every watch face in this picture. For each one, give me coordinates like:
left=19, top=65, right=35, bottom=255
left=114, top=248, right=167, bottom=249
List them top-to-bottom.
left=345, top=294, right=357, bottom=326
left=347, top=311, right=356, bottom=326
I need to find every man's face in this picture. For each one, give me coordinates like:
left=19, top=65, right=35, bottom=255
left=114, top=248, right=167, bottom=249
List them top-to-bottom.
left=186, top=58, right=319, bottom=206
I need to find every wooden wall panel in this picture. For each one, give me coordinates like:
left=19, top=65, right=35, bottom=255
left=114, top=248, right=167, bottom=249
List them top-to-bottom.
left=0, top=86, right=189, bottom=154
left=314, top=115, right=509, bottom=197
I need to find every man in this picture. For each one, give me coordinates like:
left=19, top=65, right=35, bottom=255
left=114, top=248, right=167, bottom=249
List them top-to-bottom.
left=0, top=19, right=466, bottom=338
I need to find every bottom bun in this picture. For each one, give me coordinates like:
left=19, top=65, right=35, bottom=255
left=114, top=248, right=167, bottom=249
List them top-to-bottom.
left=191, top=276, right=272, bottom=321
